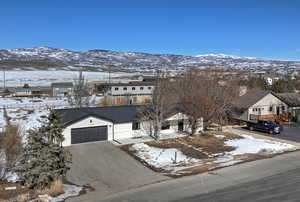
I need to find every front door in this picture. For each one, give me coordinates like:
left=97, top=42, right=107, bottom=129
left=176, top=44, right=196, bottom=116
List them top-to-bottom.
left=276, top=106, right=280, bottom=115
left=178, top=120, right=184, bottom=131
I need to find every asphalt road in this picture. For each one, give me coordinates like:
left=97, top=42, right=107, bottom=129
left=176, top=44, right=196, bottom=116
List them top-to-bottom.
left=239, top=125, right=300, bottom=143
left=99, top=151, right=300, bottom=202
left=174, top=167, right=300, bottom=202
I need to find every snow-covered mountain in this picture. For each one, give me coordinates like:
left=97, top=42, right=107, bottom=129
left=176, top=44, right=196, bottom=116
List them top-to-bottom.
left=0, top=46, right=299, bottom=72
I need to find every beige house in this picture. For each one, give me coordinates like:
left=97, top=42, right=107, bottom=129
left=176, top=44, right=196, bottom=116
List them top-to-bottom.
left=233, top=90, right=288, bottom=121
left=277, top=93, right=300, bottom=122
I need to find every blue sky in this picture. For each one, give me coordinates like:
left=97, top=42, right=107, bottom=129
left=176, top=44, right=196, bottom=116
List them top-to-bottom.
left=0, top=0, right=299, bottom=60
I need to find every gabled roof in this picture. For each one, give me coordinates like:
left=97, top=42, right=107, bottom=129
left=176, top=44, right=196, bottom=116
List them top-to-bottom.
left=233, top=90, right=274, bottom=109
left=276, top=93, right=300, bottom=107
left=56, top=104, right=186, bottom=126
left=56, top=105, right=142, bottom=126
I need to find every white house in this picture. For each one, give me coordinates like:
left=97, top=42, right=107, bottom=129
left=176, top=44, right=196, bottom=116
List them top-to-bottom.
left=265, top=77, right=273, bottom=85
left=51, top=82, right=74, bottom=97
left=96, top=82, right=155, bottom=105
left=12, top=87, right=51, bottom=97
left=57, top=105, right=199, bottom=146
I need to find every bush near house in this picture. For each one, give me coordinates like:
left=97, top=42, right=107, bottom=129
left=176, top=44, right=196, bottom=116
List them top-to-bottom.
left=13, top=110, right=72, bottom=190
left=0, top=125, right=23, bottom=171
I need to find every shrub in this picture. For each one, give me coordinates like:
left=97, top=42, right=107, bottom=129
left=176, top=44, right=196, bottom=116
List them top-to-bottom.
left=13, top=110, right=72, bottom=189
left=0, top=125, right=23, bottom=169
left=38, top=178, right=64, bottom=197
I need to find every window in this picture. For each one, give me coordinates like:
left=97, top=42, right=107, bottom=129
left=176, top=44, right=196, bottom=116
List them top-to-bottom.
left=148, top=86, right=152, bottom=90
left=115, top=87, right=119, bottom=91
left=123, top=87, right=127, bottom=91
left=132, top=87, right=135, bottom=90
left=140, top=87, right=144, bottom=90
left=269, top=106, right=273, bottom=112
left=282, top=106, right=285, bottom=111
left=89, top=119, right=93, bottom=123
left=132, top=121, right=140, bottom=130
left=161, top=121, right=170, bottom=130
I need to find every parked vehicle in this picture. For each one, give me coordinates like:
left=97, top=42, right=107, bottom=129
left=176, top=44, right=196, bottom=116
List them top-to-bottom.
left=246, top=120, right=282, bottom=134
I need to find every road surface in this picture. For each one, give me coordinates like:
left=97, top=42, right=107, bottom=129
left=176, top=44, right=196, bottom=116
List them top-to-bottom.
left=98, top=150, right=300, bottom=202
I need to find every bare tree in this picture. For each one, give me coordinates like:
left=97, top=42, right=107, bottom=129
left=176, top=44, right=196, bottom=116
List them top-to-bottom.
left=177, top=69, right=238, bottom=134
left=139, top=70, right=173, bottom=140
left=68, top=71, right=90, bottom=108
left=0, top=125, right=24, bottom=179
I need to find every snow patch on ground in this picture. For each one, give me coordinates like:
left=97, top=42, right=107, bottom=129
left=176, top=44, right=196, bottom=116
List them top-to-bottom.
left=0, top=71, right=135, bottom=87
left=0, top=96, right=103, bottom=137
left=0, top=97, right=69, bottom=109
left=9, top=108, right=49, bottom=135
left=0, top=109, right=5, bottom=131
left=131, top=133, right=298, bottom=175
left=215, top=134, right=225, bottom=139
left=225, top=134, right=297, bottom=155
left=131, top=143, right=201, bottom=173
left=213, top=155, right=242, bottom=167
left=4, top=171, right=19, bottom=183
left=29, top=184, right=82, bottom=202
left=52, top=184, right=82, bottom=202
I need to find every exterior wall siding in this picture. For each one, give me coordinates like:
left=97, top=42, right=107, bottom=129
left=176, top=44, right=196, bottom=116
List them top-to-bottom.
left=111, top=85, right=154, bottom=96
left=53, top=87, right=73, bottom=97
left=249, top=93, right=288, bottom=117
left=62, top=112, right=200, bottom=146
left=113, top=123, right=133, bottom=139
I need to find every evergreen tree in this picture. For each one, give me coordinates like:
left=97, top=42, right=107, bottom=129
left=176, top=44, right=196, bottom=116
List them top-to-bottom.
left=13, top=110, right=71, bottom=189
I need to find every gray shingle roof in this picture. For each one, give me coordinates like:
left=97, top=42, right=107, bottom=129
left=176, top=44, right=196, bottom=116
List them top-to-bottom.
left=233, top=90, right=272, bottom=109
left=277, top=93, right=300, bottom=107
left=56, top=104, right=185, bottom=126
left=56, top=105, right=142, bottom=125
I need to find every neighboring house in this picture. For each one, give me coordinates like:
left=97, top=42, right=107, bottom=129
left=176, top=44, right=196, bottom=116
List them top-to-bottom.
left=265, top=77, right=273, bottom=85
left=51, top=82, right=73, bottom=97
left=96, top=82, right=155, bottom=105
left=109, top=82, right=154, bottom=96
left=12, top=87, right=51, bottom=97
left=233, top=90, right=288, bottom=121
left=277, top=93, right=300, bottom=122
left=56, top=105, right=199, bottom=146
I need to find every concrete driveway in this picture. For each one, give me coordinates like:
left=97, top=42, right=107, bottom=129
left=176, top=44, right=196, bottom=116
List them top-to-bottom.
left=66, top=142, right=168, bottom=201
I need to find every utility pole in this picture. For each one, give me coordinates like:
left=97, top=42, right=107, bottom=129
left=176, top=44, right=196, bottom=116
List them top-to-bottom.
left=108, top=65, right=111, bottom=84
left=3, top=67, right=6, bottom=89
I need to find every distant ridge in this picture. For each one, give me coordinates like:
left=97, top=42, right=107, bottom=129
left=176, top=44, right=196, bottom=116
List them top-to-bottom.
left=0, top=46, right=299, bottom=72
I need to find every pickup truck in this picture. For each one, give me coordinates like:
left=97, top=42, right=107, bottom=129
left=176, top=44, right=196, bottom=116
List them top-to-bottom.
left=246, top=120, right=282, bottom=134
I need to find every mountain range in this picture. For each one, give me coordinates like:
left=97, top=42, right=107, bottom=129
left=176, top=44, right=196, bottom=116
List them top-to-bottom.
left=0, top=46, right=299, bottom=72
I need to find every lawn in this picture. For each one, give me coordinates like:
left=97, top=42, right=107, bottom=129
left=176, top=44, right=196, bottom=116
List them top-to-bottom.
left=122, top=132, right=298, bottom=177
